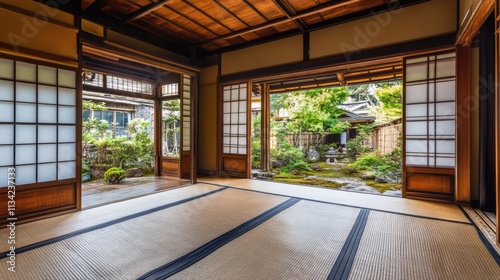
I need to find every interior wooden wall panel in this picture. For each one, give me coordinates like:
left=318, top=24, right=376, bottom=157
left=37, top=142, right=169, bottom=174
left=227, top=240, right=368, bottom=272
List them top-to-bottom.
left=222, top=156, right=248, bottom=177
left=162, top=159, right=180, bottom=177
left=0, top=183, right=77, bottom=226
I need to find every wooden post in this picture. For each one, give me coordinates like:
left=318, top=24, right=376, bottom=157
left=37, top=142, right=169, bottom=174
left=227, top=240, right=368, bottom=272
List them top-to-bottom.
left=455, top=45, right=471, bottom=204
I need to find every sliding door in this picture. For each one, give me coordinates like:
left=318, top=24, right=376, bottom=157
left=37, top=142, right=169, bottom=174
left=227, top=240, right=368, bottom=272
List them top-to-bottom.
left=403, top=52, right=456, bottom=201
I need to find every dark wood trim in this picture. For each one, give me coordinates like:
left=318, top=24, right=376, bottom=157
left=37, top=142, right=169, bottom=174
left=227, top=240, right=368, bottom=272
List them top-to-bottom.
left=121, top=0, right=173, bottom=24
left=456, top=0, right=494, bottom=46
left=494, top=0, right=500, bottom=247
left=76, top=16, right=83, bottom=211
left=303, top=32, right=310, bottom=61
left=220, top=33, right=456, bottom=84
left=0, top=42, right=78, bottom=68
left=455, top=45, right=471, bottom=204
left=216, top=55, right=222, bottom=175
left=191, top=74, right=198, bottom=184
left=246, top=81, right=252, bottom=179
left=261, top=83, right=271, bottom=171
left=82, top=85, right=155, bottom=100
left=154, top=94, right=162, bottom=176
left=405, top=167, right=455, bottom=175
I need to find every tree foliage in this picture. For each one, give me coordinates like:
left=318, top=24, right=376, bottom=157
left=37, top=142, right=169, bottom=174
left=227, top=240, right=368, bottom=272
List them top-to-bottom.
left=370, top=83, right=402, bottom=124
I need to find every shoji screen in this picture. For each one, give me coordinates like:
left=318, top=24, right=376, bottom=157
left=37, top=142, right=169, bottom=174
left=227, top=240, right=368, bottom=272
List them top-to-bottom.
left=403, top=52, right=456, bottom=201
left=405, top=53, right=456, bottom=167
left=0, top=58, right=76, bottom=187
left=181, top=74, right=191, bottom=178
left=221, top=83, right=249, bottom=177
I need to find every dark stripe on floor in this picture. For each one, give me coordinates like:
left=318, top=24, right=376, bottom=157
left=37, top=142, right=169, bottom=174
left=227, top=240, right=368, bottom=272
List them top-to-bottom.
left=203, top=182, right=471, bottom=225
left=0, top=186, right=228, bottom=259
left=137, top=197, right=301, bottom=280
left=458, top=206, right=500, bottom=265
left=328, top=209, right=370, bottom=280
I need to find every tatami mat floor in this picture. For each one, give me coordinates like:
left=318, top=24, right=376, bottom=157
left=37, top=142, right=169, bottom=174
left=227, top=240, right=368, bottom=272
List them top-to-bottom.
left=1, top=179, right=499, bottom=279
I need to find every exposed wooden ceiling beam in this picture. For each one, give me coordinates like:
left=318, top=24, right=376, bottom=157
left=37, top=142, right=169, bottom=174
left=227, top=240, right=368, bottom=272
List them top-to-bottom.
left=83, top=0, right=108, bottom=15
left=121, top=0, right=172, bottom=24
left=182, top=0, right=234, bottom=33
left=198, top=0, right=357, bottom=47
left=241, top=0, right=281, bottom=34
left=271, top=0, right=307, bottom=32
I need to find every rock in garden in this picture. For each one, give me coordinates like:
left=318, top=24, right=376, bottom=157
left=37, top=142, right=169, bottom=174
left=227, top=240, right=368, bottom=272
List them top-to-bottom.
left=307, top=148, right=320, bottom=162
left=272, top=159, right=284, bottom=168
left=310, top=163, right=322, bottom=171
left=125, top=168, right=143, bottom=178
left=289, top=170, right=299, bottom=175
left=360, top=172, right=376, bottom=180
left=375, top=176, right=388, bottom=183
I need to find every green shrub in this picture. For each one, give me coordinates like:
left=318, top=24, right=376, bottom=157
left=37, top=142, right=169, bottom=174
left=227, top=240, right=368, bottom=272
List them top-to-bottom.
left=271, top=142, right=304, bottom=167
left=350, top=152, right=383, bottom=171
left=283, top=160, right=312, bottom=173
left=103, top=167, right=126, bottom=184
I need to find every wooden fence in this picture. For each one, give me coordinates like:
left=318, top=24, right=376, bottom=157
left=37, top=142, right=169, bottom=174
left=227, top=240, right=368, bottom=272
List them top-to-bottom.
left=371, top=119, right=402, bottom=154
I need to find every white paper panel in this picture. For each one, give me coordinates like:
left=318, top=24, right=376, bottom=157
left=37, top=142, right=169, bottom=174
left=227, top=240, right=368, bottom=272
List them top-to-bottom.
left=0, top=58, right=14, bottom=79
left=436, top=58, right=455, bottom=78
left=16, top=62, right=36, bottom=82
left=405, top=63, right=427, bottom=82
left=38, top=66, right=57, bottom=85
left=58, top=69, right=76, bottom=88
left=0, top=80, right=14, bottom=101
left=436, top=80, right=455, bottom=102
left=16, top=82, right=36, bottom=102
left=405, top=83, right=428, bottom=104
left=38, top=85, right=57, bottom=104
left=58, top=88, right=75, bottom=105
left=239, top=88, right=246, bottom=100
left=223, top=89, right=230, bottom=101
left=231, top=89, right=239, bottom=100
left=183, top=98, right=191, bottom=105
left=239, top=101, right=247, bottom=112
left=0, top=102, right=14, bottom=122
left=223, top=102, right=230, bottom=113
left=231, top=102, right=238, bottom=112
left=435, top=102, right=455, bottom=117
left=16, top=103, right=36, bottom=123
left=38, top=104, right=57, bottom=123
left=405, top=104, right=427, bottom=118
left=428, top=104, right=435, bottom=117
left=58, top=106, right=76, bottom=124
left=231, top=113, right=238, bottom=124
left=239, top=113, right=246, bottom=123
left=223, top=114, right=230, bottom=124
left=435, top=120, right=455, bottom=135
left=405, top=121, right=427, bottom=135
left=0, top=125, right=13, bottom=144
left=16, top=125, right=36, bottom=144
left=38, top=125, right=57, bottom=143
left=223, top=125, right=230, bottom=133
left=239, top=125, right=246, bottom=135
left=58, top=126, right=76, bottom=142
left=223, top=137, right=230, bottom=144
left=230, top=137, right=237, bottom=144
left=238, top=137, right=246, bottom=145
left=405, top=140, right=428, bottom=153
left=436, top=140, right=455, bottom=154
left=58, top=143, right=76, bottom=161
left=38, top=144, right=57, bottom=163
left=16, top=145, right=36, bottom=164
left=0, top=146, right=13, bottom=166
left=223, top=147, right=230, bottom=153
left=231, top=147, right=237, bottom=154
left=238, top=148, right=246, bottom=154
left=406, top=156, right=428, bottom=166
left=436, top=157, right=455, bottom=167
left=58, top=161, right=75, bottom=180
left=38, top=163, right=57, bottom=182
left=16, top=164, right=36, bottom=185
left=0, top=167, right=10, bottom=188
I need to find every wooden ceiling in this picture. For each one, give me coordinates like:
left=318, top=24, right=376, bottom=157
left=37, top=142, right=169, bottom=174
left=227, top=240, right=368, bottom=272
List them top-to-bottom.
left=52, top=0, right=424, bottom=58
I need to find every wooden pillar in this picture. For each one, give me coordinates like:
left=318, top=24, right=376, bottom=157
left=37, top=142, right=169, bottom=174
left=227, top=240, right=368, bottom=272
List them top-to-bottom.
left=494, top=0, right=500, bottom=246
left=455, top=45, right=471, bottom=204
left=261, top=83, right=271, bottom=171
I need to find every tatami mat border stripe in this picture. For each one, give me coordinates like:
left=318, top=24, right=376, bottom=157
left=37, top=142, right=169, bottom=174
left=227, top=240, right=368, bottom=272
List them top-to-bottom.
left=202, top=182, right=471, bottom=225
left=0, top=186, right=228, bottom=259
left=137, top=197, right=301, bottom=280
left=458, top=205, right=500, bottom=265
left=328, top=209, right=370, bottom=280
